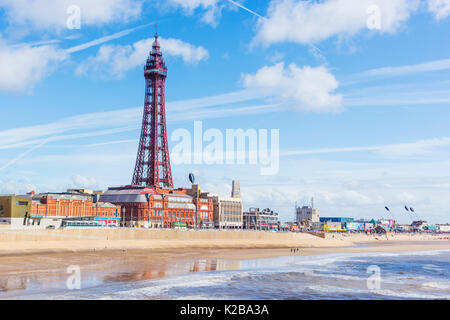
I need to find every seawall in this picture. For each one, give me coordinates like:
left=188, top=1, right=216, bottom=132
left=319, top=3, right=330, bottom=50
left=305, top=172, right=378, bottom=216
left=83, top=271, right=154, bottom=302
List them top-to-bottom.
left=0, top=228, right=353, bottom=256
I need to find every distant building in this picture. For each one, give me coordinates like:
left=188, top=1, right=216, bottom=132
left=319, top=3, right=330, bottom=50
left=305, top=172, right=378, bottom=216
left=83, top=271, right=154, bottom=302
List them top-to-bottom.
left=206, top=180, right=243, bottom=229
left=231, top=180, right=241, bottom=198
left=66, top=189, right=94, bottom=195
left=66, top=189, right=105, bottom=196
left=208, top=194, right=243, bottom=229
left=0, top=195, right=31, bottom=227
left=296, top=206, right=320, bottom=229
left=243, top=207, right=279, bottom=230
left=319, top=217, right=354, bottom=232
left=378, top=218, right=396, bottom=232
left=350, top=219, right=375, bottom=232
left=411, top=220, right=429, bottom=232
left=397, top=224, right=412, bottom=232
left=437, top=224, right=450, bottom=233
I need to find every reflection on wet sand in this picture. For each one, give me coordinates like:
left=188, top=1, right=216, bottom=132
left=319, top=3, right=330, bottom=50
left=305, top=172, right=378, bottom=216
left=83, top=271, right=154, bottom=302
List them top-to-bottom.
left=0, top=250, right=244, bottom=298
left=102, top=259, right=242, bottom=285
left=190, top=259, right=241, bottom=273
left=0, top=273, right=70, bottom=293
left=0, top=277, right=28, bottom=292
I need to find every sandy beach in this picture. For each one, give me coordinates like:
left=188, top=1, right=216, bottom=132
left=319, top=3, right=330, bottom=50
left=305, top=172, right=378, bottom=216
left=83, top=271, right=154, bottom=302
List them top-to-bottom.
left=0, top=228, right=448, bottom=299
left=0, top=228, right=448, bottom=257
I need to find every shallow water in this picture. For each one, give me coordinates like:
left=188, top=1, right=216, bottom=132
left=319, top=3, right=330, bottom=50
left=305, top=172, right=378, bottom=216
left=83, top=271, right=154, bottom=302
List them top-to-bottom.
left=1, top=249, right=449, bottom=300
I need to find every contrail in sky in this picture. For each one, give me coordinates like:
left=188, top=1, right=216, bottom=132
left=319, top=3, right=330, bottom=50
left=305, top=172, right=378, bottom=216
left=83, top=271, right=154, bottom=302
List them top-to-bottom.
left=225, top=0, right=265, bottom=19
left=66, top=22, right=156, bottom=54
left=0, top=139, right=50, bottom=172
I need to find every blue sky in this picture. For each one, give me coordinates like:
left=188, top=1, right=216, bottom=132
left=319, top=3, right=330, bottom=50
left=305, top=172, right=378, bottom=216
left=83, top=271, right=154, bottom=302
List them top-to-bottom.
left=0, top=0, right=449, bottom=223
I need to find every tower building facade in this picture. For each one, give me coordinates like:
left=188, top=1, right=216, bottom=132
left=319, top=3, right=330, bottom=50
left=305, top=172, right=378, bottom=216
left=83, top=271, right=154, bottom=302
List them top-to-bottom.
left=132, top=34, right=173, bottom=188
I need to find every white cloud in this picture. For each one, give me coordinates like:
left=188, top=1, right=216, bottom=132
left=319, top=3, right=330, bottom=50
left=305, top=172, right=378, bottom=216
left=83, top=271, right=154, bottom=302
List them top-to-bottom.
left=0, top=0, right=142, bottom=31
left=167, top=0, right=224, bottom=26
left=254, top=0, right=419, bottom=46
left=428, top=0, right=450, bottom=20
left=76, top=37, right=209, bottom=78
left=163, top=38, right=210, bottom=64
left=0, top=39, right=67, bottom=93
left=242, top=62, right=343, bottom=113
left=71, top=174, right=98, bottom=189
left=0, top=177, right=37, bottom=195
left=396, top=191, right=416, bottom=204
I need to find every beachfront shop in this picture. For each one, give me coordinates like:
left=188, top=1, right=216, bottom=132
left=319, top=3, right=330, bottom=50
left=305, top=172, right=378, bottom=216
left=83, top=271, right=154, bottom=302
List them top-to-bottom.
left=63, top=217, right=121, bottom=228
left=95, top=217, right=121, bottom=227
left=319, top=217, right=354, bottom=232
left=320, top=222, right=347, bottom=232
left=345, top=222, right=363, bottom=231
left=437, top=224, right=450, bottom=233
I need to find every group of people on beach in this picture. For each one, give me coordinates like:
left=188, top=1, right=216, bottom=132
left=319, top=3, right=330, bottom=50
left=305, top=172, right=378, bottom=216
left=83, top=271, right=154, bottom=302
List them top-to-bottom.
left=290, top=248, right=301, bottom=254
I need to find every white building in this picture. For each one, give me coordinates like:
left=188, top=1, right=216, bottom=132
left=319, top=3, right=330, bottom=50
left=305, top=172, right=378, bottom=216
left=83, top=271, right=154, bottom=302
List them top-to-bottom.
left=207, top=180, right=243, bottom=229
left=208, top=194, right=243, bottom=229
left=437, top=224, right=450, bottom=233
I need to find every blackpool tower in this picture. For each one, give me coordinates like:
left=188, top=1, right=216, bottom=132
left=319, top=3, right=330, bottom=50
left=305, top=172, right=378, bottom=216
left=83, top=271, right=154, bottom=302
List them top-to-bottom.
left=132, top=33, right=174, bottom=188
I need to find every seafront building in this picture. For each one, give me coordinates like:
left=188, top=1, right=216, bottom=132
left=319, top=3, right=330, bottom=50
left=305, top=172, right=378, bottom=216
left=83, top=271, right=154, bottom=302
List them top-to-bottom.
left=204, top=181, right=244, bottom=229
left=100, top=185, right=214, bottom=229
left=0, top=193, right=120, bottom=229
left=208, top=194, right=243, bottom=229
left=0, top=195, right=31, bottom=227
left=296, top=206, right=320, bottom=229
left=243, top=207, right=279, bottom=230
left=319, top=217, right=353, bottom=232
left=346, top=219, right=376, bottom=232
left=437, top=224, right=450, bottom=233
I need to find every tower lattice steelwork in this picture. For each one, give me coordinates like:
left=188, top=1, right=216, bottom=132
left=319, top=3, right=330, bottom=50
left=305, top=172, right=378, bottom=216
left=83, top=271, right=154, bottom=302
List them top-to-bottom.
left=132, top=34, right=173, bottom=188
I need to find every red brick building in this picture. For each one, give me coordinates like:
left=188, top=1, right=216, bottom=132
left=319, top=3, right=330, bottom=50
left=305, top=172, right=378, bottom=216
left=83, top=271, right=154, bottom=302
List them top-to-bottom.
left=100, top=186, right=214, bottom=228
left=29, top=193, right=120, bottom=227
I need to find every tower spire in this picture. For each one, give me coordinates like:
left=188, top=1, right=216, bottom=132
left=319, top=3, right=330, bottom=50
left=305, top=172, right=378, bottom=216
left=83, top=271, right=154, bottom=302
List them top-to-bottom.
left=132, top=31, right=173, bottom=188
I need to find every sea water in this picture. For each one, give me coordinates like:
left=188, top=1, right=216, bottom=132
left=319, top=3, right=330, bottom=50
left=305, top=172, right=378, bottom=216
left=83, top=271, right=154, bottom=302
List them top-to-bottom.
left=4, top=249, right=448, bottom=300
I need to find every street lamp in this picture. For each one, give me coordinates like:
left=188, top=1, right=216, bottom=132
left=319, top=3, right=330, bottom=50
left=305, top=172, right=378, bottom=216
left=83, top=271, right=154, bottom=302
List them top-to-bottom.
left=121, top=206, right=126, bottom=228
